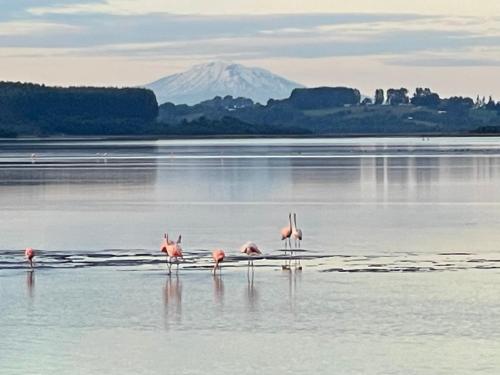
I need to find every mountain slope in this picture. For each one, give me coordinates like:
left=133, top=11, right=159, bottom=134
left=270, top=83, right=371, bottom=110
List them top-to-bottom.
left=144, top=61, right=304, bottom=105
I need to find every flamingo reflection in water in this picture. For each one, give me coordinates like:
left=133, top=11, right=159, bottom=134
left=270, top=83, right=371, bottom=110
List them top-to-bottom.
left=246, top=266, right=258, bottom=312
left=26, top=271, right=35, bottom=299
left=212, top=273, right=224, bottom=308
left=163, top=274, right=182, bottom=327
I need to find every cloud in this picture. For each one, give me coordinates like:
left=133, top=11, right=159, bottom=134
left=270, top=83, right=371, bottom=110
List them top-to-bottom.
left=25, top=0, right=500, bottom=17
left=29, top=1, right=119, bottom=16
left=1, top=3, right=500, bottom=91
left=0, top=13, right=430, bottom=47
left=0, top=21, right=79, bottom=36
left=386, top=56, right=500, bottom=67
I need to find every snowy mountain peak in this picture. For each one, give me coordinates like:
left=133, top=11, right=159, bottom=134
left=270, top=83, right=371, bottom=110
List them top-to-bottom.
left=144, top=61, right=304, bottom=105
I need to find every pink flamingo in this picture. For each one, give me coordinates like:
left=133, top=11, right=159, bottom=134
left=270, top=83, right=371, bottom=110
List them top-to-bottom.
left=280, top=213, right=293, bottom=269
left=280, top=213, right=293, bottom=249
left=291, top=213, right=303, bottom=270
left=160, top=233, right=183, bottom=274
left=240, top=242, right=261, bottom=268
left=25, top=247, right=35, bottom=269
left=212, top=249, right=225, bottom=275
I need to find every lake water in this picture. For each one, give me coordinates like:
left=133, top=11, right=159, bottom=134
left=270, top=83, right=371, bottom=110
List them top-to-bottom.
left=2, top=137, right=500, bottom=374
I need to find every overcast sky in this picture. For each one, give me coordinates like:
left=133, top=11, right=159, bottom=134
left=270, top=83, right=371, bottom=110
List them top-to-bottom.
left=1, top=0, right=500, bottom=98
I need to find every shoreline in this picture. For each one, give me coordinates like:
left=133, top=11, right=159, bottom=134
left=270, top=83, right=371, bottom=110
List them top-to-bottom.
left=2, top=132, right=500, bottom=142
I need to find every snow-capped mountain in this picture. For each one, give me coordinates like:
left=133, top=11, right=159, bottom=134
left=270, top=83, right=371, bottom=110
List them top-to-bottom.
left=144, top=61, right=304, bottom=105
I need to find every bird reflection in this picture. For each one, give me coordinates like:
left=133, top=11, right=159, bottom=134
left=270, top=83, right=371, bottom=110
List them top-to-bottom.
left=245, top=269, right=258, bottom=312
left=287, top=269, right=301, bottom=314
left=26, top=270, right=35, bottom=300
left=163, top=274, right=182, bottom=328
left=213, top=274, right=224, bottom=308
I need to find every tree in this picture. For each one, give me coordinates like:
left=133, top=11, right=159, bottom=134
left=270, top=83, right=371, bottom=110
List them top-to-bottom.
left=288, top=87, right=361, bottom=109
left=411, top=87, right=441, bottom=107
left=387, top=88, right=409, bottom=105
left=374, top=89, right=384, bottom=105
left=475, top=95, right=482, bottom=108
left=442, top=96, right=474, bottom=114
left=485, top=96, right=496, bottom=110
left=361, top=97, right=373, bottom=106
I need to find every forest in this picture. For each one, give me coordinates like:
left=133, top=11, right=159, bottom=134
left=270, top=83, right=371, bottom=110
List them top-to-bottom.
left=0, top=82, right=158, bottom=136
left=1, top=82, right=500, bottom=137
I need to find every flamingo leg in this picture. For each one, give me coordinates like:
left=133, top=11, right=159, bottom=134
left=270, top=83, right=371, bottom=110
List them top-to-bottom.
left=282, top=240, right=290, bottom=270
left=298, top=242, right=302, bottom=270
left=167, top=257, right=172, bottom=275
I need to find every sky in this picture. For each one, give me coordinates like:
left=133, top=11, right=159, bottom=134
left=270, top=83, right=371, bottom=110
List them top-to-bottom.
left=1, top=0, right=500, bottom=98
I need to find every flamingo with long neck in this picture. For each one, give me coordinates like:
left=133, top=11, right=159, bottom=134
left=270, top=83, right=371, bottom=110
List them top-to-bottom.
left=280, top=213, right=293, bottom=269
left=280, top=213, right=293, bottom=249
left=291, top=213, right=303, bottom=270
left=212, top=249, right=225, bottom=275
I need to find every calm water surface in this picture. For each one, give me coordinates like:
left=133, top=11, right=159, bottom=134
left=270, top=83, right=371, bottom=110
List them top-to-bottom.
left=1, top=137, right=500, bottom=374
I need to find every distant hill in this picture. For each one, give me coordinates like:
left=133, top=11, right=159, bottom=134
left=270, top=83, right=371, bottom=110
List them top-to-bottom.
left=143, top=61, right=304, bottom=105
left=0, top=82, right=158, bottom=136
left=1, top=82, right=500, bottom=138
left=158, top=87, right=500, bottom=136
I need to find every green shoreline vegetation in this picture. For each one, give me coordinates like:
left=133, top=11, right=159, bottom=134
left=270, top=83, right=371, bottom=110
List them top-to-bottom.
left=1, top=82, right=499, bottom=138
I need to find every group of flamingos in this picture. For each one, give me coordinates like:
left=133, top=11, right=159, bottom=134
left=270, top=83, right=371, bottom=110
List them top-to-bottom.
left=159, top=212, right=303, bottom=274
left=23, top=213, right=303, bottom=274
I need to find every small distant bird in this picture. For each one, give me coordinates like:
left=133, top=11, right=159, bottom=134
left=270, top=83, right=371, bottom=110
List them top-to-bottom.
left=160, top=233, right=183, bottom=274
left=240, top=242, right=261, bottom=268
left=25, top=247, right=35, bottom=268
left=212, top=249, right=225, bottom=275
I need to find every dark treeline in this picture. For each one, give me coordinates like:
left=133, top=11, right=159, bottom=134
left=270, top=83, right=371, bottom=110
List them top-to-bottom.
left=1, top=81, right=500, bottom=137
left=0, top=82, right=158, bottom=136
left=158, top=86, right=500, bottom=136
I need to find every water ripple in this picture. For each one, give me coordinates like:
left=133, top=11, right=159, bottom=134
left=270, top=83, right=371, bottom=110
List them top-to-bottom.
left=1, top=249, right=499, bottom=273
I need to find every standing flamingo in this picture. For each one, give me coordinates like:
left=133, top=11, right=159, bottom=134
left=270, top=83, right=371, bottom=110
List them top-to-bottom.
left=280, top=213, right=293, bottom=269
left=280, top=213, right=293, bottom=249
left=291, top=213, right=303, bottom=270
left=160, top=233, right=183, bottom=274
left=240, top=242, right=261, bottom=268
left=25, top=247, right=35, bottom=269
left=212, top=249, right=225, bottom=275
